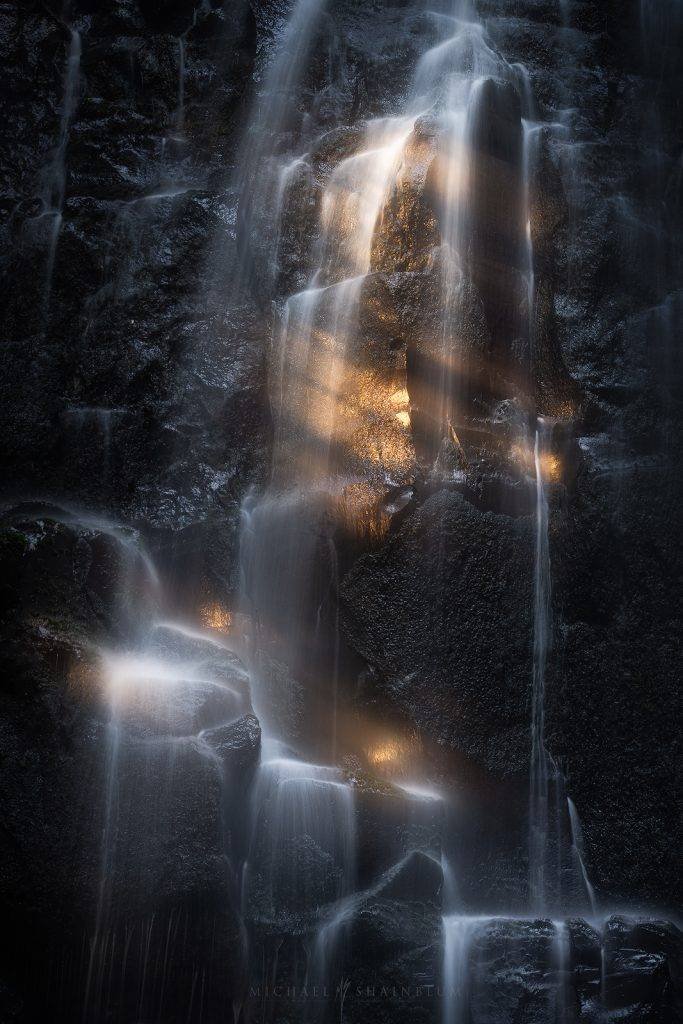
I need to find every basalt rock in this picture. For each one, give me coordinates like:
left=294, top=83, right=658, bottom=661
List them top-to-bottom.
left=0, top=0, right=682, bottom=1021
left=0, top=0, right=265, bottom=609
left=467, top=76, right=526, bottom=369
left=370, top=118, right=441, bottom=276
left=341, top=487, right=535, bottom=775
left=0, top=504, right=159, bottom=642
left=0, top=506, right=250, bottom=1021
left=204, top=712, right=262, bottom=775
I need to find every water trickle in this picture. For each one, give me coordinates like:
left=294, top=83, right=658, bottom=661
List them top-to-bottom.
left=230, top=0, right=329, bottom=295
left=514, top=63, right=536, bottom=120
left=523, top=121, right=541, bottom=366
left=529, top=422, right=552, bottom=912
left=245, top=754, right=355, bottom=922
left=567, top=796, right=598, bottom=916
left=308, top=852, right=435, bottom=1012
left=441, top=853, right=460, bottom=914
left=307, top=893, right=356, bottom=1004
left=442, top=916, right=480, bottom=1024
left=552, top=919, right=571, bottom=1024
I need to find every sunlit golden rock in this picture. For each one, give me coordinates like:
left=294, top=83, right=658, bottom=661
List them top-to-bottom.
left=268, top=84, right=580, bottom=494
left=370, top=117, right=441, bottom=274
left=331, top=273, right=418, bottom=482
left=511, top=442, right=562, bottom=482
left=335, top=481, right=392, bottom=549
left=200, top=603, right=232, bottom=633
left=364, top=728, right=423, bottom=779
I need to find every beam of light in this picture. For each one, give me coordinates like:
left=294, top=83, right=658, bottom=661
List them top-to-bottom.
left=511, top=443, right=562, bottom=482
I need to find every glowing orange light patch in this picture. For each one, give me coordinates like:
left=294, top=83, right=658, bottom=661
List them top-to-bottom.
left=200, top=604, right=233, bottom=633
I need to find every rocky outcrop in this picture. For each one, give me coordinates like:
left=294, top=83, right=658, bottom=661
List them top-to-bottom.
left=0, top=0, right=265, bottom=607
left=333, top=0, right=683, bottom=917
left=0, top=1, right=681, bottom=1022
left=341, top=488, right=535, bottom=774
left=0, top=508, right=256, bottom=1021
left=455, top=916, right=683, bottom=1024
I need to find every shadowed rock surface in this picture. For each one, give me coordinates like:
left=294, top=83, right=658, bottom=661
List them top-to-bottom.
left=0, top=1, right=680, bottom=1022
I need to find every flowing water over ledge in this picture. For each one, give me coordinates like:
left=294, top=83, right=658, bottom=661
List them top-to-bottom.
left=0, top=0, right=681, bottom=1021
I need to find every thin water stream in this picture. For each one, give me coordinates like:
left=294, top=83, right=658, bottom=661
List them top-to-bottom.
left=37, top=2, right=660, bottom=1020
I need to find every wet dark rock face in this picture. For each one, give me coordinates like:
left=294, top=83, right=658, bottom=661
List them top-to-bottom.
left=0, top=0, right=264, bottom=607
left=0, top=1, right=681, bottom=1023
left=342, top=488, right=535, bottom=774
left=0, top=508, right=258, bottom=1021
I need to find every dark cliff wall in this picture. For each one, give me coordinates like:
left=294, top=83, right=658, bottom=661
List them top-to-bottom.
left=0, top=0, right=681, bottom=1020
left=0, top=0, right=266, bottom=606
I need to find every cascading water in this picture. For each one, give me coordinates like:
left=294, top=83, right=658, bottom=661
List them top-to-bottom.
left=3, top=0, right=680, bottom=1020
left=229, top=0, right=329, bottom=295
left=235, top=2, right=595, bottom=1017
left=529, top=422, right=553, bottom=911
left=73, top=520, right=254, bottom=1021
left=245, top=751, right=355, bottom=921
left=567, top=796, right=598, bottom=916
left=442, top=916, right=479, bottom=1024
left=552, top=919, right=570, bottom=1024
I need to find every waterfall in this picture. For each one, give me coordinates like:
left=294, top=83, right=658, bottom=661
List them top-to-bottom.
left=6, top=0, right=679, bottom=1017
left=231, top=0, right=329, bottom=292
left=234, top=0, right=569, bottom=1007
left=239, top=0, right=541, bottom=732
left=40, top=27, right=81, bottom=312
left=523, top=121, right=540, bottom=364
left=529, top=422, right=552, bottom=911
left=73, top=521, right=253, bottom=1020
left=244, top=752, right=355, bottom=921
left=567, top=796, right=598, bottom=916
left=442, top=916, right=482, bottom=1024
left=552, top=920, right=571, bottom=1024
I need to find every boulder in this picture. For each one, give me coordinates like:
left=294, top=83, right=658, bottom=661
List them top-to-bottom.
left=203, top=712, right=262, bottom=776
